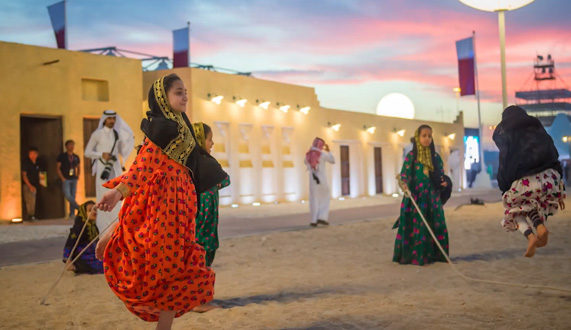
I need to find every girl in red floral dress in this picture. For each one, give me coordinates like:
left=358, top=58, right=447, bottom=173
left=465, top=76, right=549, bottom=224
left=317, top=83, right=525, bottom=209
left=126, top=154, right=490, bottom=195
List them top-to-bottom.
left=96, top=74, right=227, bottom=329
left=493, top=105, right=566, bottom=258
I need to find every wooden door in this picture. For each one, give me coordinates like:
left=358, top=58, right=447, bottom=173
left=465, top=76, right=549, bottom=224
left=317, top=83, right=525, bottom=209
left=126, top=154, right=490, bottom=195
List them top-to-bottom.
left=20, top=115, right=64, bottom=219
left=83, top=118, right=99, bottom=197
left=340, top=145, right=350, bottom=196
left=374, top=147, right=383, bottom=194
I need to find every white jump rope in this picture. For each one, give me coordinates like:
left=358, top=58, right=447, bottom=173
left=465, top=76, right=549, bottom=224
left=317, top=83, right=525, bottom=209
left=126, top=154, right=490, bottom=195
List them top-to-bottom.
left=397, top=175, right=571, bottom=294
left=40, top=178, right=571, bottom=305
left=40, top=204, right=118, bottom=305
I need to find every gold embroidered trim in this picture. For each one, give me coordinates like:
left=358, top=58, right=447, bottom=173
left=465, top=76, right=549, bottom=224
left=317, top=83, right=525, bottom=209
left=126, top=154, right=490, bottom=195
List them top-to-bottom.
left=152, top=78, right=196, bottom=165
left=192, top=122, right=205, bottom=149
left=415, top=129, right=434, bottom=173
left=115, top=182, right=131, bottom=199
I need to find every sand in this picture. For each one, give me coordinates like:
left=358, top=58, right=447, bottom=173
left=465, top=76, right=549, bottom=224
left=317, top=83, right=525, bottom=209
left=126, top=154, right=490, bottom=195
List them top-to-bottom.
left=1, top=201, right=570, bottom=330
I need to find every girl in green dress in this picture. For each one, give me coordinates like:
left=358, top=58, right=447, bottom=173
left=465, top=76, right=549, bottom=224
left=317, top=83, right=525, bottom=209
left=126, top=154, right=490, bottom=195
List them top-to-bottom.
left=192, top=122, right=230, bottom=267
left=393, top=125, right=449, bottom=265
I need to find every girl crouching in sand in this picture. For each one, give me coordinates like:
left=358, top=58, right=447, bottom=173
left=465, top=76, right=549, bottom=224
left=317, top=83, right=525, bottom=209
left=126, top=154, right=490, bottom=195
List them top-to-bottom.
left=493, top=105, right=566, bottom=257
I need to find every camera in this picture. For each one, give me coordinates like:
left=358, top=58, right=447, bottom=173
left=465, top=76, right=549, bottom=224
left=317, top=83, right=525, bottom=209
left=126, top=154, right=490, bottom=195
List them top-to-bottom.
left=100, top=155, right=117, bottom=180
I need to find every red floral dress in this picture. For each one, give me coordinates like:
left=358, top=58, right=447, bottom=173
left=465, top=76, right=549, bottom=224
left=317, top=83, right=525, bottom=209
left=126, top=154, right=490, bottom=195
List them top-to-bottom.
left=103, top=139, right=215, bottom=322
left=501, top=168, right=566, bottom=231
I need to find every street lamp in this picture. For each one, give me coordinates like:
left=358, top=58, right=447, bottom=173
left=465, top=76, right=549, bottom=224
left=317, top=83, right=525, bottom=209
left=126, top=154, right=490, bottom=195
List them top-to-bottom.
left=458, top=0, right=536, bottom=109
left=453, top=87, right=461, bottom=113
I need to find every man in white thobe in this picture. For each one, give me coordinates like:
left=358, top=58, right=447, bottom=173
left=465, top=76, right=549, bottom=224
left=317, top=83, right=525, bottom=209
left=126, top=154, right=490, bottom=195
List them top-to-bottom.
left=84, top=110, right=134, bottom=233
left=305, top=137, right=335, bottom=227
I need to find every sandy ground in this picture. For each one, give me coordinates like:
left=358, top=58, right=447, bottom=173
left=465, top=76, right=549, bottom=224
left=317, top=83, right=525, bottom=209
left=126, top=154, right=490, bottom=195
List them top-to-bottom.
left=0, top=194, right=402, bottom=244
left=0, top=201, right=570, bottom=330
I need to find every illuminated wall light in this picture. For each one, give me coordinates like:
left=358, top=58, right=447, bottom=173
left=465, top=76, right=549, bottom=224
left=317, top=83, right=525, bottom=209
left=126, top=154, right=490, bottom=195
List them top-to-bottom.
left=453, top=87, right=462, bottom=93
left=210, top=95, right=224, bottom=104
left=236, top=99, right=248, bottom=107
left=258, top=101, right=271, bottom=109
left=279, top=105, right=290, bottom=113
left=299, top=106, right=311, bottom=115
left=328, top=123, right=341, bottom=132
left=365, top=126, right=376, bottom=134
left=394, top=129, right=406, bottom=137
left=447, top=133, right=456, bottom=140
left=563, top=136, right=570, bottom=143
left=392, top=193, right=400, bottom=198
left=339, top=197, right=345, bottom=201
left=252, top=202, right=261, bottom=206
left=231, top=204, right=239, bottom=208
left=11, top=218, right=23, bottom=223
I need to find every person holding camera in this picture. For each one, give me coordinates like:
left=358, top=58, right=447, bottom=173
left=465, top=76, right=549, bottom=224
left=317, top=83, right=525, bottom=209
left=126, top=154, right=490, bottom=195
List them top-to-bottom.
left=84, top=110, right=134, bottom=233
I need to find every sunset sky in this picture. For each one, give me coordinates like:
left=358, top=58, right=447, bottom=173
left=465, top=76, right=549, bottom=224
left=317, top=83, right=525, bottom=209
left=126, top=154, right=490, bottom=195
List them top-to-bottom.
left=2, top=0, right=570, bottom=127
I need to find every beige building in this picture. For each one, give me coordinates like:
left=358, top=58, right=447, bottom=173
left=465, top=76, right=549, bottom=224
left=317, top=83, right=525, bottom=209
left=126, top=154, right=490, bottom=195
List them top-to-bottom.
left=0, top=41, right=143, bottom=221
left=1, top=41, right=465, bottom=221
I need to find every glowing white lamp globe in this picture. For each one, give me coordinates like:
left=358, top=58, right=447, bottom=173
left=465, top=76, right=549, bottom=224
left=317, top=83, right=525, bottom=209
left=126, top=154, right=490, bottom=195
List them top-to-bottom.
left=458, top=0, right=535, bottom=12
left=376, top=93, right=415, bottom=119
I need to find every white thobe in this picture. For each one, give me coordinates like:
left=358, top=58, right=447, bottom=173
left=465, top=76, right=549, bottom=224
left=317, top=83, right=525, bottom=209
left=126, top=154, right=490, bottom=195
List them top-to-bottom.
left=84, top=126, right=134, bottom=233
left=305, top=151, right=335, bottom=223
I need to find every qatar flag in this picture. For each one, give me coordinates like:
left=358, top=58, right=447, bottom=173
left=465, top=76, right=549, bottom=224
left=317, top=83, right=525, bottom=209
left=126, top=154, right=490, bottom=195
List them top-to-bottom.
left=47, top=1, right=66, bottom=49
left=173, top=27, right=189, bottom=68
left=455, top=37, right=475, bottom=96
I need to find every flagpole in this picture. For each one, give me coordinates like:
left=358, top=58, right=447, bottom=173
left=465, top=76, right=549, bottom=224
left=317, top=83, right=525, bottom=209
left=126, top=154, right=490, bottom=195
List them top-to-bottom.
left=64, top=0, right=68, bottom=49
left=187, top=21, right=191, bottom=67
left=472, top=30, right=484, bottom=166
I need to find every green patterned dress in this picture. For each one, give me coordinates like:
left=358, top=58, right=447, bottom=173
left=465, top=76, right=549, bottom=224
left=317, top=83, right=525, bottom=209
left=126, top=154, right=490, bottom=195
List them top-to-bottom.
left=393, top=151, right=449, bottom=265
left=195, top=176, right=230, bottom=266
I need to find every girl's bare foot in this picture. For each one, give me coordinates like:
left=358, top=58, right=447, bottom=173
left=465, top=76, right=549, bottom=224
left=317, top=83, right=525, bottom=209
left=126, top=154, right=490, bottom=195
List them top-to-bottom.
left=536, top=224, right=549, bottom=248
left=525, top=234, right=538, bottom=257
left=192, top=302, right=221, bottom=313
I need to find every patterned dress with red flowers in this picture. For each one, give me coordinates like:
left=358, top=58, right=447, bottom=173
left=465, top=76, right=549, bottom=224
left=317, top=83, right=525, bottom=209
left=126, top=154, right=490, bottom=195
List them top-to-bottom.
left=102, top=139, right=215, bottom=322
left=393, top=151, right=449, bottom=266
left=501, top=168, right=566, bottom=231
left=195, top=176, right=230, bottom=266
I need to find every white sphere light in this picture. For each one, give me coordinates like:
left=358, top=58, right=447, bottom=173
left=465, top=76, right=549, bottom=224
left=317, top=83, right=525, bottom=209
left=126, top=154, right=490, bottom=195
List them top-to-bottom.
left=458, top=0, right=535, bottom=12
left=376, top=93, right=415, bottom=119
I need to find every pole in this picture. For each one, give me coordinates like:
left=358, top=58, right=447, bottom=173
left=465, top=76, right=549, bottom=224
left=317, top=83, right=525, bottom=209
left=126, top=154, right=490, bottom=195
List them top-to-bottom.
left=64, top=0, right=68, bottom=49
left=498, top=10, right=508, bottom=109
left=187, top=21, right=191, bottom=67
left=472, top=31, right=484, bottom=166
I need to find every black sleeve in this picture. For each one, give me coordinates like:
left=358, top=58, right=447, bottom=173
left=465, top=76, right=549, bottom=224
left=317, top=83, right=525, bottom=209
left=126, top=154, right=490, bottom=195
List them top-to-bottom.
left=496, top=135, right=511, bottom=194
left=56, top=153, right=64, bottom=163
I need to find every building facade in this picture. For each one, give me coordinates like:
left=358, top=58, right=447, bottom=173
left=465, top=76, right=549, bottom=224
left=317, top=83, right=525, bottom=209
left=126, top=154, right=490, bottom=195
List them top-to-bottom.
left=1, top=41, right=465, bottom=220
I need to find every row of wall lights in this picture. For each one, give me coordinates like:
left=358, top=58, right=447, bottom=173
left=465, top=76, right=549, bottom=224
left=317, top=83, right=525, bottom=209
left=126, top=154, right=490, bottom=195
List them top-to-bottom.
left=207, top=93, right=311, bottom=115
left=328, top=125, right=455, bottom=140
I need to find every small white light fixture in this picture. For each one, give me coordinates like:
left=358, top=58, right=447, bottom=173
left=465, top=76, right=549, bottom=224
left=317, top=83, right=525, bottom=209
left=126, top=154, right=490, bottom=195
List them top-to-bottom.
left=453, top=87, right=462, bottom=94
left=208, top=94, right=223, bottom=104
left=233, top=96, right=247, bottom=107
left=258, top=101, right=271, bottom=110
left=279, top=104, right=290, bottom=113
left=298, top=106, right=311, bottom=115
left=328, top=122, right=341, bottom=131
left=365, top=126, right=376, bottom=134
left=394, top=128, right=406, bottom=137
left=447, top=133, right=456, bottom=140
left=563, top=136, right=570, bottom=143
left=392, top=193, right=400, bottom=198
left=339, top=197, right=345, bottom=201
left=301, top=200, right=306, bottom=204
left=252, top=202, right=261, bottom=207
left=231, top=204, right=239, bottom=208
left=11, top=218, right=23, bottom=223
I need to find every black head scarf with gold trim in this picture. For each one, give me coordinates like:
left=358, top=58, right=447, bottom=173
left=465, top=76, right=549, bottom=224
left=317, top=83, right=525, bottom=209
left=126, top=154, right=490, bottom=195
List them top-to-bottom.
left=141, top=75, right=227, bottom=194
left=141, top=76, right=196, bottom=166
left=192, top=122, right=206, bottom=149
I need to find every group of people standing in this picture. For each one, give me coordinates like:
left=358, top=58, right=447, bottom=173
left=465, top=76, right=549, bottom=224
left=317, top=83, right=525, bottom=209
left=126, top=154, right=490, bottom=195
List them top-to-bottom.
left=57, top=70, right=566, bottom=330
